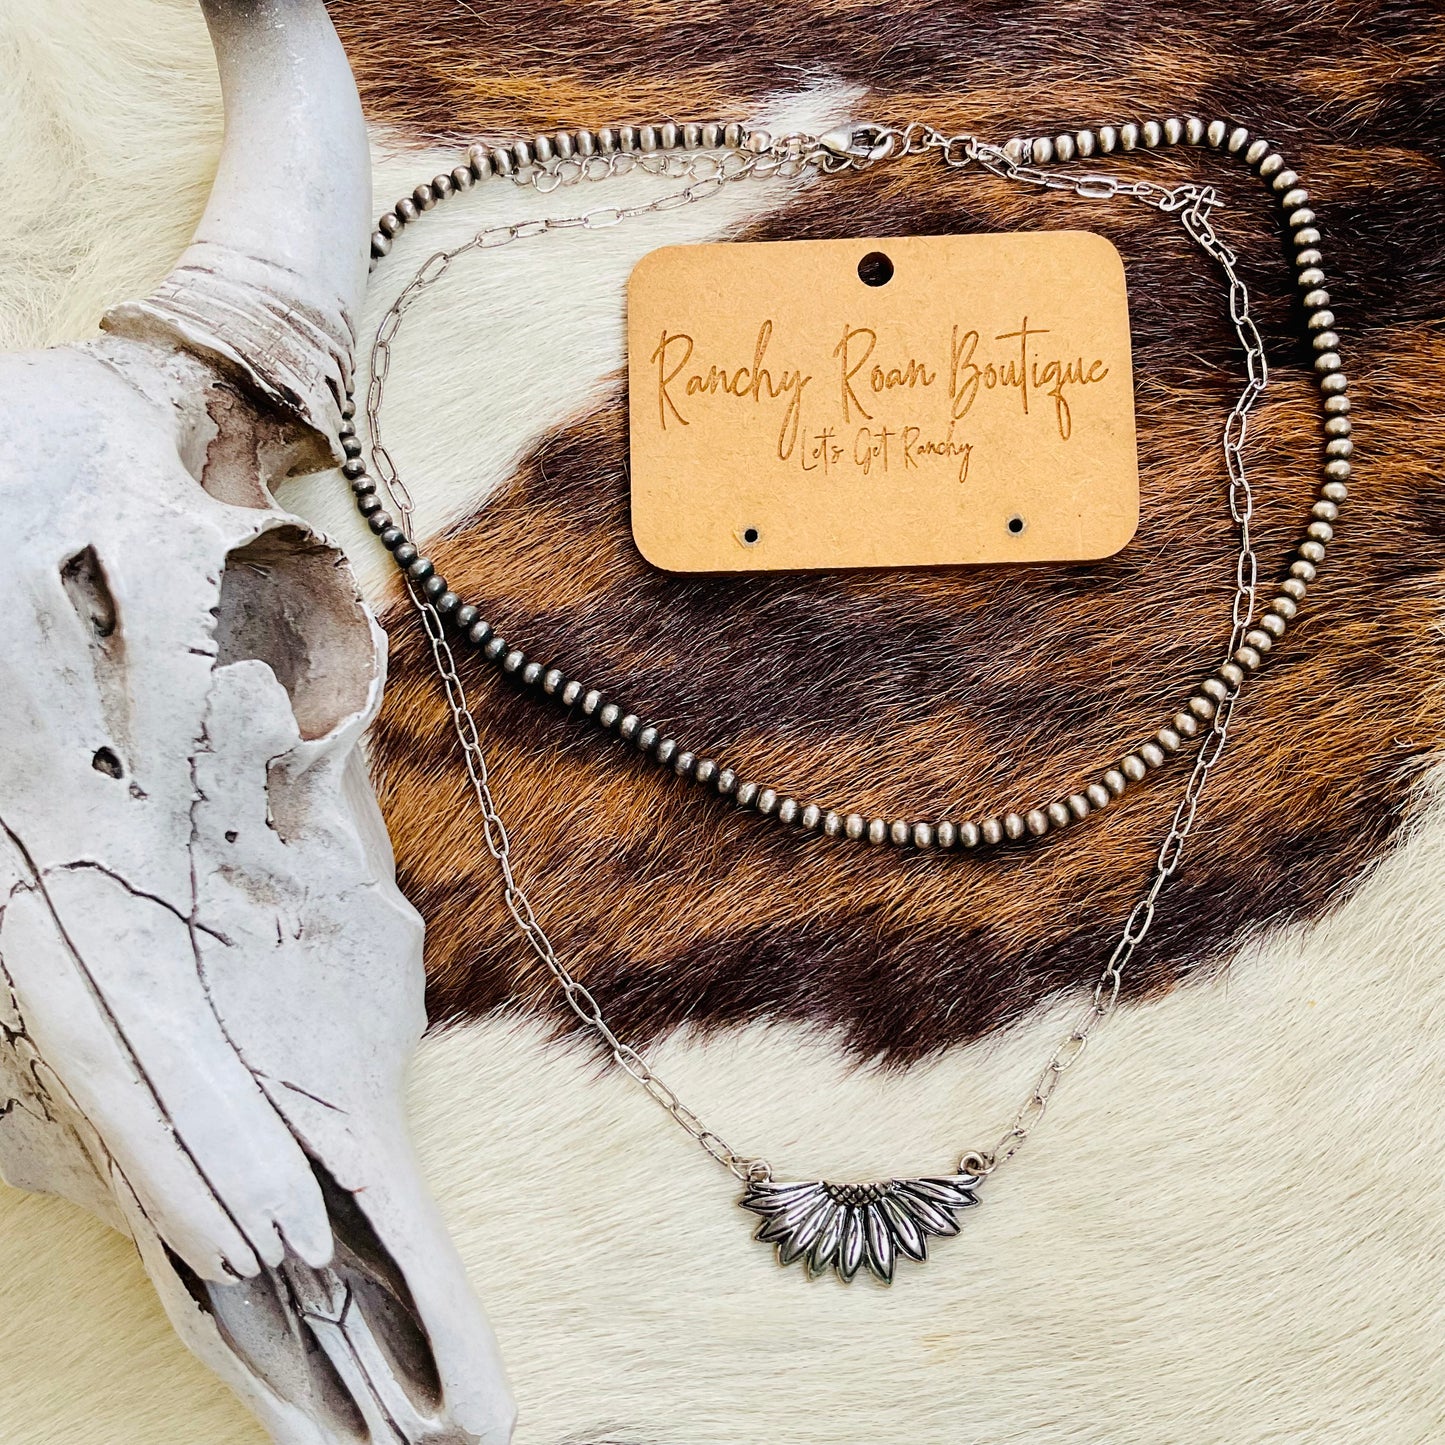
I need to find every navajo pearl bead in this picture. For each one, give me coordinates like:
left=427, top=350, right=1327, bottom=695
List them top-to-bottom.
left=1206, top=119, right=1226, bottom=147
left=1142, top=120, right=1163, bottom=147
left=1227, top=126, right=1250, bottom=152
left=1320, top=373, right=1348, bottom=395
left=1325, top=459, right=1352, bottom=480
left=1322, top=481, right=1348, bottom=502
left=1313, top=500, right=1339, bottom=523
left=367, top=513, right=394, bottom=536
left=1300, top=540, right=1327, bottom=564
left=1281, top=578, right=1308, bottom=600
left=1271, top=596, right=1299, bottom=620
left=1260, top=613, right=1286, bottom=638
left=482, top=636, right=507, bottom=661
left=1235, top=645, right=1262, bottom=670
left=502, top=646, right=525, bottom=671
left=1218, top=662, right=1244, bottom=690
left=541, top=667, right=563, bottom=694
left=1201, top=677, right=1228, bottom=702
left=561, top=681, right=583, bottom=707
left=598, top=703, right=621, bottom=728
left=1173, top=712, right=1200, bottom=738
left=617, top=713, right=640, bottom=740
left=1157, top=727, right=1182, bottom=752
left=672, top=750, right=696, bottom=775
left=1121, top=754, right=1147, bottom=782
left=694, top=759, right=719, bottom=785
left=716, top=768, right=737, bottom=795
left=1104, top=768, right=1127, bottom=796
left=735, top=781, right=759, bottom=807
left=1086, top=783, right=1111, bottom=810
left=756, top=787, right=778, bottom=815
left=1068, top=793, right=1091, bottom=819
left=777, top=799, right=800, bottom=826
left=1047, top=801, right=1072, bottom=828
left=801, top=803, right=822, bottom=831
left=1026, top=809, right=1050, bottom=837
left=824, top=811, right=844, bottom=838
left=1004, top=812, right=1027, bottom=840
left=845, top=813, right=866, bottom=841
left=981, top=817, right=1004, bottom=846
left=868, top=818, right=889, bottom=845
left=890, top=819, right=911, bottom=845
left=936, top=820, right=958, bottom=848
left=958, top=822, right=981, bottom=848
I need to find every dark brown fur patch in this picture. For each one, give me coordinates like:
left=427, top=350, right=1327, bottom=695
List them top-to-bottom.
left=341, top=3, right=1445, bottom=1061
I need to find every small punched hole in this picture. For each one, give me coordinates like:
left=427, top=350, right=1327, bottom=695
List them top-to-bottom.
left=857, top=251, right=894, bottom=286
left=1007, top=515, right=1026, bottom=535
left=742, top=526, right=761, bottom=546
left=92, top=747, right=124, bottom=779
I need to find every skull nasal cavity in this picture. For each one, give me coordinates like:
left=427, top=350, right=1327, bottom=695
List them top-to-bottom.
left=215, top=527, right=372, bottom=741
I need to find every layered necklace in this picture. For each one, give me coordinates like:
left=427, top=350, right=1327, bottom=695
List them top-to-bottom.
left=344, top=117, right=1349, bottom=1284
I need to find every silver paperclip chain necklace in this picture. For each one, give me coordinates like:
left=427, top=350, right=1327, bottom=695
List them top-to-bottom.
left=342, top=116, right=1351, bottom=1285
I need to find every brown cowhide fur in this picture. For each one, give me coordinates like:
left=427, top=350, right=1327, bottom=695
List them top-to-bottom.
left=339, top=2, right=1445, bottom=1062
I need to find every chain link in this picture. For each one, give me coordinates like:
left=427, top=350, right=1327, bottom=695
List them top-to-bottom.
left=365, top=123, right=1268, bottom=1185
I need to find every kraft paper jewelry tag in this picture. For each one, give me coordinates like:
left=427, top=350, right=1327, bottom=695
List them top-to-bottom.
left=626, top=231, right=1138, bottom=572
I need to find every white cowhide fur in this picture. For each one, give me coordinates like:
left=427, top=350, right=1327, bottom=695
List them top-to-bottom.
left=1, top=4, right=1441, bottom=1442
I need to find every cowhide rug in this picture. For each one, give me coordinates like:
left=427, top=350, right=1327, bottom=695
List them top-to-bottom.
left=2, top=1, right=1443, bottom=1441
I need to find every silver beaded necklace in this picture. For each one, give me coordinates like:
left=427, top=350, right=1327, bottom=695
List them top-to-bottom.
left=344, top=117, right=1351, bottom=1285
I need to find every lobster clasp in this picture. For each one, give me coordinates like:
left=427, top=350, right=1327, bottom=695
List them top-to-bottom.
left=816, top=123, right=898, bottom=169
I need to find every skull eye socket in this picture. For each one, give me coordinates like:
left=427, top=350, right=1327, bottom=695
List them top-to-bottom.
left=214, top=526, right=373, bottom=742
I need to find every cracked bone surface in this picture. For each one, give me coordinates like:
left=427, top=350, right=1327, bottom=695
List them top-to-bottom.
left=0, top=3, right=514, bottom=1442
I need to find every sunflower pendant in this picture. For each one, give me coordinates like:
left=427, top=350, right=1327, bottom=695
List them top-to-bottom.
left=740, top=1171, right=982, bottom=1283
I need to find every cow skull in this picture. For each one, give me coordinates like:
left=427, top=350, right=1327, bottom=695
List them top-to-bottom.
left=0, top=3, right=514, bottom=1442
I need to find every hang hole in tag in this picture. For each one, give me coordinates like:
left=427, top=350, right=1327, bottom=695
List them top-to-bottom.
left=857, top=251, right=894, bottom=286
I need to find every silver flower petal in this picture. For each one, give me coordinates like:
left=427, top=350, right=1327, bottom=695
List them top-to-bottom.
left=895, top=1185, right=963, bottom=1236
left=879, top=1193, right=928, bottom=1261
left=777, top=1196, right=835, bottom=1265
left=863, top=1204, right=896, bottom=1283
left=808, top=1206, right=846, bottom=1277
left=837, top=1206, right=866, bottom=1281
